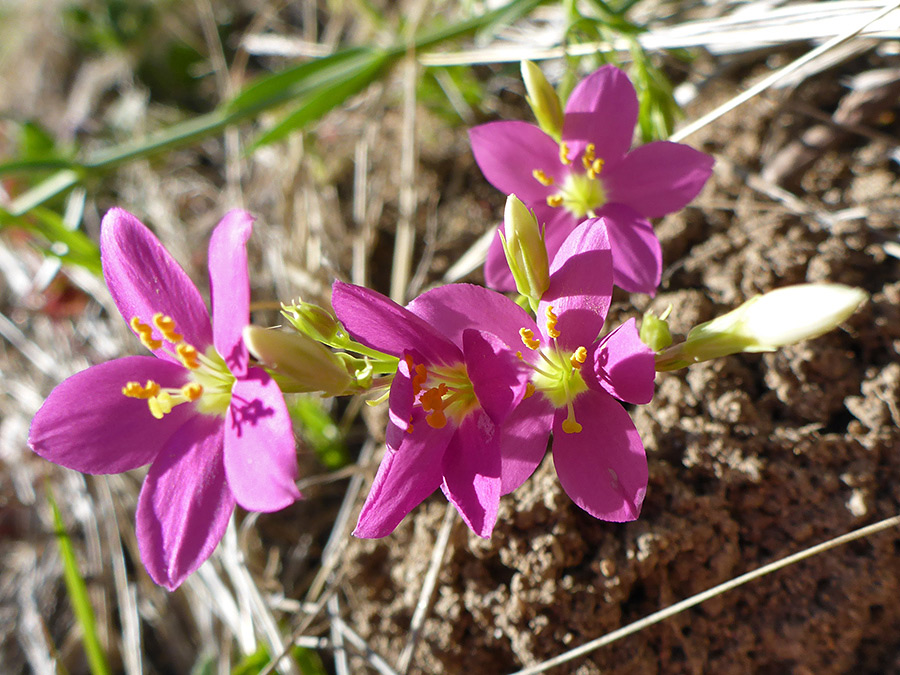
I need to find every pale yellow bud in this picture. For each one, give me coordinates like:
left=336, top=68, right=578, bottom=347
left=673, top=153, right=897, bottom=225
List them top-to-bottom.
left=521, top=61, right=564, bottom=142
left=501, top=194, right=550, bottom=304
left=243, top=325, right=353, bottom=396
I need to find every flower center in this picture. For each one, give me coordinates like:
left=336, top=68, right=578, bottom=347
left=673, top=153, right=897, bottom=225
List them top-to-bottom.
left=534, top=142, right=607, bottom=219
left=519, top=306, right=588, bottom=433
left=122, top=313, right=235, bottom=419
left=406, top=356, right=477, bottom=430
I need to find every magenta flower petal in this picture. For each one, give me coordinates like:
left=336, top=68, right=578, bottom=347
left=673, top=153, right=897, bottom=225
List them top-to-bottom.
left=562, top=65, right=639, bottom=168
left=469, top=121, right=562, bottom=201
left=602, top=141, right=715, bottom=218
left=598, top=203, right=662, bottom=296
left=101, top=208, right=213, bottom=360
left=209, top=210, right=254, bottom=378
left=539, top=218, right=613, bottom=347
left=332, top=281, right=458, bottom=366
left=408, top=283, right=534, bottom=352
left=591, top=318, right=656, bottom=405
left=463, top=329, right=528, bottom=424
left=29, top=356, right=193, bottom=474
left=385, top=357, right=415, bottom=452
left=224, top=369, right=300, bottom=512
left=552, top=391, right=647, bottom=522
left=499, top=394, right=553, bottom=495
left=441, top=410, right=501, bottom=538
left=353, top=412, right=453, bottom=538
left=136, top=415, right=234, bottom=590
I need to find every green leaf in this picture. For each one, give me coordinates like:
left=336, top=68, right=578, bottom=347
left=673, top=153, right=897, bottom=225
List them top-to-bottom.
left=228, top=47, right=389, bottom=115
left=249, top=50, right=392, bottom=149
left=0, top=205, right=102, bottom=274
left=48, top=488, right=111, bottom=675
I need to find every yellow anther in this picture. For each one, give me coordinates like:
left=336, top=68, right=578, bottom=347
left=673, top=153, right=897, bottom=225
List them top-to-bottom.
left=559, top=142, right=572, bottom=165
left=581, top=143, right=596, bottom=169
left=588, top=157, right=605, bottom=180
left=532, top=169, right=555, bottom=186
left=546, top=195, right=564, bottom=208
left=545, top=306, right=560, bottom=339
left=153, top=313, right=183, bottom=343
left=130, top=316, right=163, bottom=351
left=519, top=328, right=541, bottom=350
left=176, top=343, right=200, bottom=369
left=570, top=346, right=587, bottom=367
left=516, top=350, right=523, bottom=360
left=412, top=363, right=428, bottom=396
left=122, top=380, right=161, bottom=399
left=524, top=382, right=536, bottom=399
left=181, top=383, right=203, bottom=401
left=420, top=383, right=449, bottom=429
left=148, top=392, right=174, bottom=420
left=561, top=403, right=582, bottom=433
left=426, top=410, right=447, bottom=429
left=561, top=417, right=583, bottom=434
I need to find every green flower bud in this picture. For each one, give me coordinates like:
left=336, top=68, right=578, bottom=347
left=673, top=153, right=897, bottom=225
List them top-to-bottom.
left=521, top=61, right=564, bottom=142
left=500, top=194, right=550, bottom=307
left=282, top=301, right=342, bottom=345
left=640, top=307, right=673, bottom=352
left=243, top=325, right=354, bottom=396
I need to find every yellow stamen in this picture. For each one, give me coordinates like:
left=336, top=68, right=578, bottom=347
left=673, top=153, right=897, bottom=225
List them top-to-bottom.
left=559, top=142, right=572, bottom=166
left=581, top=143, right=596, bottom=169
left=588, top=158, right=605, bottom=179
left=532, top=169, right=555, bottom=186
left=546, top=194, right=564, bottom=208
left=545, top=306, right=560, bottom=339
left=152, top=313, right=183, bottom=343
left=130, top=317, right=162, bottom=351
left=519, top=328, right=541, bottom=350
left=176, top=343, right=200, bottom=369
left=570, top=346, right=587, bottom=367
left=516, top=350, right=523, bottom=360
left=412, top=364, right=428, bottom=396
left=122, top=380, right=161, bottom=399
left=524, top=382, right=535, bottom=399
left=181, top=383, right=204, bottom=401
left=420, top=383, right=450, bottom=429
left=148, top=392, right=174, bottom=420
left=561, top=402, right=582, bottom=433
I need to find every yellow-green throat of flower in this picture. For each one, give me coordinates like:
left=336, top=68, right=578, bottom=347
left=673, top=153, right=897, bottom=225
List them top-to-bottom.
left=122, top=313, right=235, bottom=419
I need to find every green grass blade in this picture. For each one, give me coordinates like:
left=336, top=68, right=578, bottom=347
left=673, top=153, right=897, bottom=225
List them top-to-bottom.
left=228, top=46, right=386, bottom=113
left=249, top=50, right=393, bottom=150
left=0, top=206, right=102, bottom=274
left=48, top=488, right=111, bottom=675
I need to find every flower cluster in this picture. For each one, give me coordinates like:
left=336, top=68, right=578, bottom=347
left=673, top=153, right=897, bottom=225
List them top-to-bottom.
left=28, top=64, right=866, bottom=589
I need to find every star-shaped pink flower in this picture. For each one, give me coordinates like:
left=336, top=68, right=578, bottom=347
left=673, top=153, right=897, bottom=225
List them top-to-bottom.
left=470, top=64, right=714, bottom=296
left=30, top=208, right=300, bottom=589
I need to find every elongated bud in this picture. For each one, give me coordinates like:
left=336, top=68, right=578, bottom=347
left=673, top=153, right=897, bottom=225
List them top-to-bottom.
left=521, top=61, right=564, bottom=142
left=501, top=194, right=550, bottom=305
left=655, top=284, right=867, bottom=371
left=282, top=301, right=342, bottom=344
left=640, top=306, right=673, bottom=352
left=243, top=325, right=353, bottom=396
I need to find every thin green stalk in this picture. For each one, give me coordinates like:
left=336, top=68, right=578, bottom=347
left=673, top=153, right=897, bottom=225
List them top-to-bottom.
left=48, top=488, right=111, bottom=675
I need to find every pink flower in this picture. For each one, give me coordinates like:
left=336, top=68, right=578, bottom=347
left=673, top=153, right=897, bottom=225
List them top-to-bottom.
left=469, top=64, right=714, bottom=296
left=29, top=208, right=300, bottom=590
left=492, top=217, right=656, bottom=520
left=331, top=280, right=531, bottom=538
